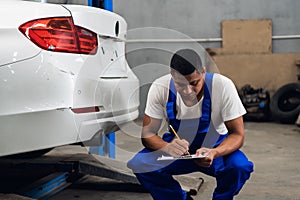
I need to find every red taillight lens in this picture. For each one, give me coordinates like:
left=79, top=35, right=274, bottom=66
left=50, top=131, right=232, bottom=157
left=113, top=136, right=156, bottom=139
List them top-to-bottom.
left=19, top=17, right=98, bottom=54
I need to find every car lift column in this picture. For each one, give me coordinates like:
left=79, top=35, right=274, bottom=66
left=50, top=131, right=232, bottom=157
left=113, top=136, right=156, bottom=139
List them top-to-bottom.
left=88, top=0, right=115, bottom=158
left=88, top=0, right=113, bottom=11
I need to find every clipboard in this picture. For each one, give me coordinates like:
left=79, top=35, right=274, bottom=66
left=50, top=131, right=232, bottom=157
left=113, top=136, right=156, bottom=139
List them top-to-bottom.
left=157, top=154, right=205, bottom=161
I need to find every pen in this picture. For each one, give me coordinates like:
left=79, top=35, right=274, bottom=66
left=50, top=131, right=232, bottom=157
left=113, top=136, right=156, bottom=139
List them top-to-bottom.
left=169, top=124, right=190, bottom=155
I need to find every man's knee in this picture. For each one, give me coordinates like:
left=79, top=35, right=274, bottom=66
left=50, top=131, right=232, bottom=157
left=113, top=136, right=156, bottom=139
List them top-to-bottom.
left=127, top=150, right=170, bottom=173
left=226, top=150, right=254, bottom=175
left=127, top=153, right=149, bottom=172
left=231, top=158, right=253, bottom=175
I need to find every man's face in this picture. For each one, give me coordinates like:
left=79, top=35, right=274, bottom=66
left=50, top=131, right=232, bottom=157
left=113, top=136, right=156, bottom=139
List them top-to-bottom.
left=171, top=69, right=205, bottom=103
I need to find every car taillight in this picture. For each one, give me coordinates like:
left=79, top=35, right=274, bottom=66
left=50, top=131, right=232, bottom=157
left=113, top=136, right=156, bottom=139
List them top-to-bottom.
left=19, top=17, right=98, bottom=54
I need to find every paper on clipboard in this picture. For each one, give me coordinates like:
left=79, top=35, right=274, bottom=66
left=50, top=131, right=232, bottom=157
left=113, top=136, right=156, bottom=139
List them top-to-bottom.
left=157, top=154, right=205, bottom=161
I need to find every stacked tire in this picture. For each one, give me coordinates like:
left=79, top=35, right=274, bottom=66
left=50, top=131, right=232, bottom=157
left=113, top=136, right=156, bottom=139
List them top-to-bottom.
left=270, top=82, right=300, bottom=124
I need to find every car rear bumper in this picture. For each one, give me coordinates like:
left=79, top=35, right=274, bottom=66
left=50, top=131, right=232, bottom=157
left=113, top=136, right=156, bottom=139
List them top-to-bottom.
left=0, top=107, right=138, bottom=157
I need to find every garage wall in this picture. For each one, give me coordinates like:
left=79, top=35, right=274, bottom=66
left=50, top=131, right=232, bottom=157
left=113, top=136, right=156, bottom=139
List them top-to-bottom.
left=114, top=0, right=300, bottom=53
left=207, top=19, right=300, bottom=94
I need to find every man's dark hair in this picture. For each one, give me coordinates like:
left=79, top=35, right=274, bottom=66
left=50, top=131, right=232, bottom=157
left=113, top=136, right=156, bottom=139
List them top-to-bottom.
left=170, top=49, right=203, bottom=75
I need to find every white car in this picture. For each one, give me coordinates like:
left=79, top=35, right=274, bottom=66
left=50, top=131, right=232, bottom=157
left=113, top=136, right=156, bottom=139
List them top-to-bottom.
left=0, top=0, right=140, bottom=157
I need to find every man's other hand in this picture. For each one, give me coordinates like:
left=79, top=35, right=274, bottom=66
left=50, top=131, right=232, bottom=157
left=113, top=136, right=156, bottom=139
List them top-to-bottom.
left=194, top=148, right=217, bottom=167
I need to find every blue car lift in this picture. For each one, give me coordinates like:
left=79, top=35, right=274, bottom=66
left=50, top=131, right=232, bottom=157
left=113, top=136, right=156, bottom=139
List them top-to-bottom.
left=88, top=0, right=113, bottom=12
left=89, top=133, right=116, bottom=158
left=0, top=153, right=140, bottom=200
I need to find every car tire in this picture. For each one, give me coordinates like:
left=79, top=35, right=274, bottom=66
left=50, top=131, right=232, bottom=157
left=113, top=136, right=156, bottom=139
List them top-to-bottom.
left=270, top=82, right=300, bottom=124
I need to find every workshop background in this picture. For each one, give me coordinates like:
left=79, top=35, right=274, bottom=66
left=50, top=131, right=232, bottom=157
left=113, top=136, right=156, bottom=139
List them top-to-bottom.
left=41, top=0, right=300, bottom=119
left=113, top=0, right=300, bottom=118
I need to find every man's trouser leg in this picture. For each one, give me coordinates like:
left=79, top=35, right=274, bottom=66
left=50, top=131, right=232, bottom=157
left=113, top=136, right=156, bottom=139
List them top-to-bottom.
left=127, top=148, right=202, bottom=200
left=128, top=149, right=253, bottom=200
left=212, top=150, right=254, bottom=200
left=134, top=159, right=201, bottom=200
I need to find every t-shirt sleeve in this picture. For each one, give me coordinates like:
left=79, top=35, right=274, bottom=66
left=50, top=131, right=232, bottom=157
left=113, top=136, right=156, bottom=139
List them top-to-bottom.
left=220, top=77, right=246, bottom=122
left=144, top=81, right=167, bottom=119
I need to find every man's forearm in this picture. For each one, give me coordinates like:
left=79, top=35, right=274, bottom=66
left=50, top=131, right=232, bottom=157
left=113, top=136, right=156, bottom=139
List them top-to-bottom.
left=212, top=133, right=244, bottom=158
left=142, top=134, right=168, bottom=151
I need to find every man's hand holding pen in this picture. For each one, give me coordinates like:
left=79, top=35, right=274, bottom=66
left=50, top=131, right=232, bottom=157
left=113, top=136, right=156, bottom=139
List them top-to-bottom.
left=165, top=124, right=190, bottom=157
left=161, top=138, right=190, bottom=157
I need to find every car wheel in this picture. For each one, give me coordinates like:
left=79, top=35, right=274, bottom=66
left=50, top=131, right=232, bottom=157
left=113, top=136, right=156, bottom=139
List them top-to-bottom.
left=270, top=82, right=300, bottom=124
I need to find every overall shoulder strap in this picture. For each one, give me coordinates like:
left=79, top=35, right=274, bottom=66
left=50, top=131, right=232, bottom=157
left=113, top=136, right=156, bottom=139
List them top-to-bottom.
left=166, top=73, right=214, bottom=121
left=201, top=73, right=214, bottom=122
left=166, top=78, right=177, bottom=119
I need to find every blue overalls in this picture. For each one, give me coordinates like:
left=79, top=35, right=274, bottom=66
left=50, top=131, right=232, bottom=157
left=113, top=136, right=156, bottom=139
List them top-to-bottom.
left=127, top=73, right=254, bottom=200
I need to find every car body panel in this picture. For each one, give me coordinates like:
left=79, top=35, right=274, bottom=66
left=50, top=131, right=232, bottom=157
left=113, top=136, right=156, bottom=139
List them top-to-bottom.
left=0, top=0, right=139, bottom=157
left=63, top=5, right=127, bottom=41
left=0, top=53, right=74, bottom=116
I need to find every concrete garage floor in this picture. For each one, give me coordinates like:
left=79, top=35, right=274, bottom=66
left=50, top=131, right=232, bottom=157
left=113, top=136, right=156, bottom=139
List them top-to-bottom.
left=46, top=121, right=300, bottom=200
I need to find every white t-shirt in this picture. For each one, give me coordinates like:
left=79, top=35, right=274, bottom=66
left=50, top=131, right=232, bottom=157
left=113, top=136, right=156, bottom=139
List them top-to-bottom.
left=145, top=73, right=246, bottom=135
